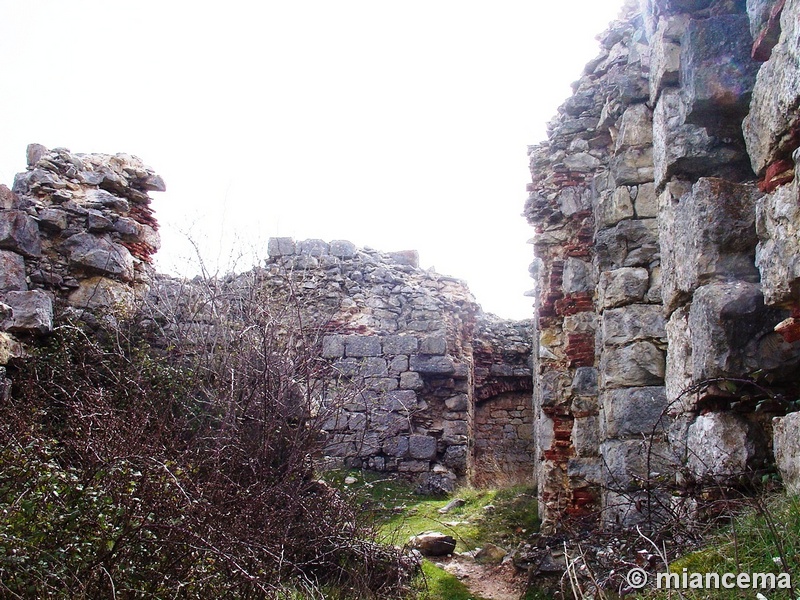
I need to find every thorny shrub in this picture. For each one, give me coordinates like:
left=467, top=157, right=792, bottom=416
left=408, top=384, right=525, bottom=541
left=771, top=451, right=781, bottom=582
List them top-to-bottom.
left=0, top=272, right=411, bottom=599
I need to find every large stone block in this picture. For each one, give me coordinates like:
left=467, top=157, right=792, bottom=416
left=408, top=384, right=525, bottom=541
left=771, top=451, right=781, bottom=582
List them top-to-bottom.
left=743, top=0, right=800, bottom=174
left=649, top=15, right=689, bottom=104
left=680, top=16, right=759, bottom=126
left=653, top=89, right=752, bottom=190
left=610, top=147, right=655, bottom=186
left=755, top=172, right=800, bottom=305
left=659, top=178, right=761, bottom=314
left=596, top=187, right=634, bottom=229
left=0, top=211, right=41, bottom=258
left=595, top=219, right=660, bottom=272
left=64, top=233, right=135, bottom=281
left=267, top=237, right=295, bottom=257
left=0, top=251, right=27, bottom=292
left=562, top=258, right=595, bottom=294
left=598, top=267, right=650, bottom=309
left=68, top=276, right=135, bottom=311
left=689, top=282, right=800, bottom=379
left=1, top=290, right=53, bottom=334
left=602, top=305, right=666, bottom=346
left=665, top=306, right=693, bottom=409
left=345, top=335, right=382, bottom=357
left=383, top=335, right=419, bottom=355
left=600, top=341, right=666, bottom=389
left=410, top=354, right=455, bottom=375
left=602, top=387, right=669, bottom=438
left=774, top=411, right=800, bottom=495
left=685, top=412, right=764, bottom=481
left=408, top=435, right=437, bottom=460
left=600, top=438, right=671, bottom=491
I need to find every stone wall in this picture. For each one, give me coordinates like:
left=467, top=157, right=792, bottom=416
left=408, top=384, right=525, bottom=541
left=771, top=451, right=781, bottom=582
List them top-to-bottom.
left=526, top=0, right=800, bottom=533
left=0, top=144, right=164, bottom=395
left=262, top=239, right=534, bottom=490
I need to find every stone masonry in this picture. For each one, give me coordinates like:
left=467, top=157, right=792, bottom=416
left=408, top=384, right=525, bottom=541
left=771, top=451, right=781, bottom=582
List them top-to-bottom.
left=526, top=0, right=800, bottom=533
left=0, top=144, right=165, bottom=397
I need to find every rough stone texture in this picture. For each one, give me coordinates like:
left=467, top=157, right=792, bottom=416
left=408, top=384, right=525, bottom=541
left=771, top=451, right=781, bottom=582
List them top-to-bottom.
left=525, top=0, right=800, bottom=533
left=743, top=0, right=800, bottom=175
left=680, top=16, right=760, bottom=126
left=755, top=159, right=800, bottom=305
left=659, top=178, right=762, bottom=314
left=0, top=211, right=41, bottom=258
left=0, top=251, right=28, bottom=292
left=1, top=290, right=53, bottom=334
left=774, top=411, right=800, bottom=495
left=685, top=412, right=761, bottom=481
left=408, top=532, right=456, bottom=556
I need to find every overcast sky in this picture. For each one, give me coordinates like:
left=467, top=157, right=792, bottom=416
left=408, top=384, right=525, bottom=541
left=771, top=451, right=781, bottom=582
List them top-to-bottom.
left=1, top=0, right=624, bottom=319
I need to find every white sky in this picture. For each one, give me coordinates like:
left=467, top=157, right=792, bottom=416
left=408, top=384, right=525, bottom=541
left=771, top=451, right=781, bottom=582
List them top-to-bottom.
left=0, top=0, right=624, bottom=319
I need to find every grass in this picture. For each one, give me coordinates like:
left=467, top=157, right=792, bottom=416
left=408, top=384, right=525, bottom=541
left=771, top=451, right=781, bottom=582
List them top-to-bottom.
left=324, top=470, right=541, bottom=600
left=639, top=493, right=800, bottom=600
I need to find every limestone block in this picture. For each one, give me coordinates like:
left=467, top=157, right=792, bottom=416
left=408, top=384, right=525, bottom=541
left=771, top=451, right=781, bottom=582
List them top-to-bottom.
left=744, top=0, right=800, bottom=174
left=748, top=0, right=781, bottom=38
left=649, top=15, right=689, bottom=104
left=680, top=16, right=759, bottom=126
left=615, top=104, right=653, bottom=151
left=610, top=147, right=655, bottom=186
left=564, top=152, right=602, bottom=172
left=659, top=178, right=761, bottom=314
left=755, top=178, right=800, bottom=305
left=633, top=183, right=658, bottom=218
left=0, top=185, right=18, bottom=210
left=596, top=188, right=634, bottom=229
left=37, top=208, right=68, bottom=231
left=0, top=211, right=41, bottom=258
left=595, top=219, right=660, bottom=271
left=64, top=233, right=135, bottom=281
left=267, top=237, right=295, bottom=257
left=297, top=239, right=329, bottom=256
left=329, top=239, right=357, bottom=258
left=0, top=251, right=27, bottom=292
left=563, top=258, right=595, bottom=294
left=598, top=267, right=650, bottom=309
left=67, top=276, right=135, bottom=311
left=689, top=282, right=800, bottom=379
left=1, top=290, right=53, bottom=334
left=602, top=305, right=666, bottom=346
left=665, top=306, right=693, bottom=409
left=0, top=332, right=24, bottom=365
left=383, top=334, right=419, bottom=355
left=321, top=335, right=346, bottom=358
left=344, top=335, right=382, bottom=357
left=419, top=335, right=447, bottom=355
left=601, top=341, right=666, bottom=389
left=410, top=354, right=455, bottom=375
left=388, top=355, right=409, bottom=375
left=359, top=357, right=388, bottom=377
left=571, top=367, right=598, bottom=396
left=400, top=371, right=424, bottom=390
left=367, top=377, right=398, bottom=392
left=602, top=387, right=668, bottom=438
left=387, top=390, right=418, bottom=412
left=445, top=394, right=468, bottom=411
left=686, top=412, right=762, bottom=481
left=774, top=412, right=800, bottom=495
left=573, top=415, right=599, bottom=457
left=443, top=420, right=468, bottom=444
left=355, top=431, right=381, bottom=457
left=383, top=435, right=409, bottom=457
left=408, top=435, right=437, bottom=460
left=601, top=438, right=671, bottom=491
left=442, top=445, right=468, bottom=474
left=567, top=457, right=603, bottom=486
left=398, top=460, right=430, bottom=473
left=408, top=532, right=456, bottom=556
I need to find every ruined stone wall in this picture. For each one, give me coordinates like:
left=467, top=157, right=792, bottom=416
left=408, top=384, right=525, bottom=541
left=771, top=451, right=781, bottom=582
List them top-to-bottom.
left=526, top=0, right=800, bottom=533
left=0, top=144, right=165, bottom=394
left=261, top=239, right=534, bottom=490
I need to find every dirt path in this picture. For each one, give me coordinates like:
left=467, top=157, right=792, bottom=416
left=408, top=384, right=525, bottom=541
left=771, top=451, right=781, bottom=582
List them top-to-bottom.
left=437, top=556, right=526, bottom=600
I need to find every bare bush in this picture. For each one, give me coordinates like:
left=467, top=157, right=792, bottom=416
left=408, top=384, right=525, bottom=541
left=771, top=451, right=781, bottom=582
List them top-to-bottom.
left=0, top=269, right=411, bottom=598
